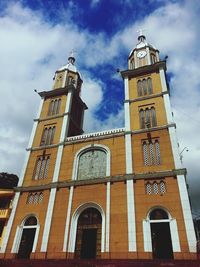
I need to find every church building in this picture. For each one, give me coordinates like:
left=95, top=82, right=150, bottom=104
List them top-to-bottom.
left=0, top=34, right=197, bottom=260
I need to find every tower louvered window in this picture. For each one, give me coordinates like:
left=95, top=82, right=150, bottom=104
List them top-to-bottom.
left=137, top=78, right=153, bottom=97
left=48, top=99, right=61, bottom=116
left=139, top=107, right=157, bottom=129
left=40, top=126, right=56, bottom=146
left=142, top=139, right=161, bottom=166
left=33, top=155, right=50, bottom=180
left=145, top=181, right=166, bottom=195
left=160, top=181, right=166, bottom=194
left=153, top=182, right=159, bottom=194
left=146, top=183, right=152, bottom=194
left=26, top=192, right=44, bottom=204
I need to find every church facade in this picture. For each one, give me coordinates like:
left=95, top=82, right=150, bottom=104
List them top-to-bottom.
left=0, top=34, right=197, bottom=260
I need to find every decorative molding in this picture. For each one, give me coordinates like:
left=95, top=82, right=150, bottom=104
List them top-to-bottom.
left=121, top=60, right=166, bottom=79
left=124, top=91, right=168, bottom=103
left=34, top=112, right=69, bottom=122
left=130, top=123, right=176, bottom=135
left=65, top=128, right=125, bottom=143
left=15, top=168, right=187, bottom=192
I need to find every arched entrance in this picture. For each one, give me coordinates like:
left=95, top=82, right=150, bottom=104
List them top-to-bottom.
left=75, top=207, right=102, bottom=259
left=150, top=209, right=173, bottom=259
left=17, top=216, right=38, bottom=259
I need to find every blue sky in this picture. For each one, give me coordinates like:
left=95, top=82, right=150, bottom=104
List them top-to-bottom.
left=0, top=0, right=200, bottom=214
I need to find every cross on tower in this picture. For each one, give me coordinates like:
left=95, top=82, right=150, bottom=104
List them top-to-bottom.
left=136, top=28, right=147, bottom=36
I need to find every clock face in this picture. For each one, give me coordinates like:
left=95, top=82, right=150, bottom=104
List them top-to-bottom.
left=137, top=50, right=147, bottom=58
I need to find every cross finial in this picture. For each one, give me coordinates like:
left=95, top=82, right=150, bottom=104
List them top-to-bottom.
left=136, top=28, right=147, bottom=37
left=68, top=49, right=76, bottom=64
left=69, top=49, right=76, bottom=58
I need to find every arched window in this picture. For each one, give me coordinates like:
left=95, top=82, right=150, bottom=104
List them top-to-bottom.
left=137, top=77, right=153, bottom=96
left=147, top=78, right=153, bottom=94
left=143, top=79, right=147, bottom=95
left=137, top=80, right=143, bottom=96
left=48, top=99, right=61, bottom=116
left=139, top=107, right=157, bottom=129
left=151, top=107, right=157, bottom=127
left=145, top=108, right=151, bottom=128
left=139, top=109, right=145, bottom=128
left=41, top=126, right=56, bottom=146
left=142, top=140, right=161, bottom=166
left=155, top=140, right=161, bottom=165
left=143, top=141, right=149, bottom=165
left=77, top=149, right=107, bottom=180
left=33, top=155, right=50, bottom=180
left=160, top=181, right=166, bottom=194
left=153, top=182, right=159, bottom=194
left=146, top=183, right=152, bottom=194
left=27, top=194, right=33, bottom=204
left=150, top=209, right=168, bottom=220
left=24, top=216, right=37, bottom=226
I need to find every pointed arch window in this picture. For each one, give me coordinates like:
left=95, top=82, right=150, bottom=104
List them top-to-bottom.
left=137, top=77, right=153, bottom=97
left=147, top=78, right=153, bottom=94
left=137, top=80, right=143, bottom=96
left=48, top=98, right=61, bottom=116
left=139, top=107, right=157, bottom=129
left=40, top=126, right=56, bottom=146
left=142, top=139, right=161, bottom=166
left=33, top=155, right=50, bottom=180
left=145, top=180, right=167, bottom=195
left=26, top=192, right=44, bottom=204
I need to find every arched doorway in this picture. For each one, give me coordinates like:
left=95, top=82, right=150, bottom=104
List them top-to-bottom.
left=75, top=207, right=102, bottom=259
left=150, top=209, right=173, bottom=259
left=17, top=216, right=38, bottom=259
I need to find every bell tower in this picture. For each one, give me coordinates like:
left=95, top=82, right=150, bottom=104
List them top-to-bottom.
left=121, top=33, right=196, bottom=255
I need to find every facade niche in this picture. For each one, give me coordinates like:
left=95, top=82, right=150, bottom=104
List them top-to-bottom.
left=77, top=149, right=107, bottom=180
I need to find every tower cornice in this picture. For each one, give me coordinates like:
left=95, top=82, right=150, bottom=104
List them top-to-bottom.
left=121, top=60, right=166, bottom=79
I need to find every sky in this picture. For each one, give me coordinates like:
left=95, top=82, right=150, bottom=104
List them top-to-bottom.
left=0, top=0, right=200, bottom=216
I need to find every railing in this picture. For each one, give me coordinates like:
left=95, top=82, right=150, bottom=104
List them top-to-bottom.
left=65, top=128, right=125, bottom=142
